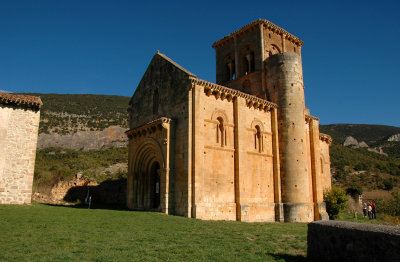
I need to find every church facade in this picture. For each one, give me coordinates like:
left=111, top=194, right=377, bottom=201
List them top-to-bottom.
left=126, top=19, right=332, bottom=222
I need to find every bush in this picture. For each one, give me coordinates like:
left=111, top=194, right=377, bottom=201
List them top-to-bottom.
left=383, top=178, right=394, bottom=190
left=324, top=186, right=348, bottom=219
left=346, top=186, right=363, bottom=196
left=375, top=192, right=400, bottom=217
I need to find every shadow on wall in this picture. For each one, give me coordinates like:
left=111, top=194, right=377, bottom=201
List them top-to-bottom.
left=64, top=178, right=126, bottom=209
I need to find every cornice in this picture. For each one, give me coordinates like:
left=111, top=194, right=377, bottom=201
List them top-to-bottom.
left=212, top=19, right=303, bottom=49
left=189, top=77, right=278, bottom=111
left=305, top=115, right=320, bottom=123
left=126, top=117, right=172, bottom=139
left=320, top=133, right=333, bottom=145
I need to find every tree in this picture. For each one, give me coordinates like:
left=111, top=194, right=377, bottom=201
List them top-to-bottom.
left=324, top=186, right=348, bottom=219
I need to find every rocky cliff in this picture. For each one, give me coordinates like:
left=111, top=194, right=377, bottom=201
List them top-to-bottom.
left=38, top=125, right=127, bottom=150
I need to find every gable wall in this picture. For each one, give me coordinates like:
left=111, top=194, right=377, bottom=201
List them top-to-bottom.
left=128, top=55, right=192, bottom=216
left=0, top=104, right=40, bottom=204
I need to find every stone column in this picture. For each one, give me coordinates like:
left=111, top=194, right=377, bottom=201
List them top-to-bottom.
left=281, top=34, right=286, bottom=52
left=265, top=52, right=314, bottom=222
left=191, top=84, right=205, bottom=218
left=271, top=107, right=283, bottom=221
left=309, top=118, right=329, bottom=220
left=159, top=168, right=170, bottom=214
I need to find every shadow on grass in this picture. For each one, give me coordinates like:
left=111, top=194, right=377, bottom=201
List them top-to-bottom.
left=42, top=178, right=128, bottom=211
left=268, top=253, right=309, bottom=262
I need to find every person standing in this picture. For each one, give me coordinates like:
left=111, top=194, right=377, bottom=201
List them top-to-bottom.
left=88, top=196, right=92, bottom=209
left=362, top=202, right=367, bottom=218
left=367, top=202, right=372, bottom=219
left=371, top=202, right=376, bottom=219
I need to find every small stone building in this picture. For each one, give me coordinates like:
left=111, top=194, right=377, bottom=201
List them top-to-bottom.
left=126, top=19, right=332, bottom=222
left=0, top=93, right=42, bottom=204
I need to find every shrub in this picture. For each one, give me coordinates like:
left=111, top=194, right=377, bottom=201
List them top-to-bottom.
left=383, top=178, right=394, bottom=190
left=324, top=186, right=348, bottom=219
left=346, top=186, right=363, bottom=196
left=375, top=192, right=400, bottom=217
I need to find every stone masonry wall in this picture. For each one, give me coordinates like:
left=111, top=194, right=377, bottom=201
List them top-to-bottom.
left=0, top=104, right=40, bottom=204
left=308, top=220, right=400, bottom=262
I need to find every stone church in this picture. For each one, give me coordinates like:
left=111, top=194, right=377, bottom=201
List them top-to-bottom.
left=126, top=19, right=332, bottom=222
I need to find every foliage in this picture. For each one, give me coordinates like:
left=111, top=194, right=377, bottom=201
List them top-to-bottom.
left=22, top=93, right=130, bottom=134
left=329, top=143, right=400, bottom=191
left=34, top=147, right=127, bottom=191
left=324, top=186, right=348, bottom=219
left=346, top=186, right=363, bottom=196
left=374, top=192, right=400, bottom=217
left=0, top=204, right=308, bottom=261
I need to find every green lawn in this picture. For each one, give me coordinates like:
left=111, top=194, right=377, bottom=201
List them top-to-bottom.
left=0, top=203, right=307, bottom=261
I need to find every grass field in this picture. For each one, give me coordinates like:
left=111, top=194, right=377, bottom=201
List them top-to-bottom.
left=0, top=203, right=307, bottom=261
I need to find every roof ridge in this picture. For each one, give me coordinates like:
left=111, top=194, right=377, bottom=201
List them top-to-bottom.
left=212, top=19, right=303, bottom=49
left=155, top=51, right=197, bottom=77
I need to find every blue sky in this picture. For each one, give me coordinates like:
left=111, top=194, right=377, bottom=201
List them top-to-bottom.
left=1, top=0, right=399, bottom=126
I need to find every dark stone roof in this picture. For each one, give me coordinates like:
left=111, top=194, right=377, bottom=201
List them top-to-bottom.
left=0, top=92, right=43, bottom=110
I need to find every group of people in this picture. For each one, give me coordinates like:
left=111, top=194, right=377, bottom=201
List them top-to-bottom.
left=362, top=201, right=376, bottom=219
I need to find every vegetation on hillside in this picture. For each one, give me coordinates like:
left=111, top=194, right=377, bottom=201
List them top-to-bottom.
left=24, top=93, right=130, bottom=134
left=320, top=124, right=400, bottom=145
left=321, top=124, right=400, bottom=159
left=329, top=144, right=400, bottom=191
left=34, top=147, right=127, bottom=193
left=0, top=204, right=308, bottom=261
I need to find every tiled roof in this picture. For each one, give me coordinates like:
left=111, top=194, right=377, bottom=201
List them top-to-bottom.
left=212, top=19, right=303, bottom=49
left=0, top=92, right=43, bottom=109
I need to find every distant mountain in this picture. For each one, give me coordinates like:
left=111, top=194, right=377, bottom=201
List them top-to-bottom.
left=23, top=93, right=130, bottom=150
left=25, top=93, right=130, bottom=135
left=320, top=124, right=400, bottom=145
left=321, top=124, right=400, bottom=159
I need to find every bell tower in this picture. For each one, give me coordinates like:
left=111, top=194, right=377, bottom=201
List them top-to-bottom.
left=212, top=19, right=303, bottom=101
left=213, top=20, right=318, bottom=222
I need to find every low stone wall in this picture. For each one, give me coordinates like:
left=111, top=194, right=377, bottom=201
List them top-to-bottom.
left=308, top=220, right=400, bottom=261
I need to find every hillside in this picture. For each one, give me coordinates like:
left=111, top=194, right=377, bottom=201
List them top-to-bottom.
left=23, top=93, right=131, bottom=150
left=25, top=93, right=130, bottom=135
left=320, top=124, right=400, bottom=199
left=320, top=124, right=400, bottom=145
left=321, top=124, right=400, bottom=159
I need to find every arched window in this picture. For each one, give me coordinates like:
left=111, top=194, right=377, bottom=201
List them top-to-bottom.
left=242, top=47, right=255, bottom=75
left=224, top=56, right=235, bottom=81
left=153, top=89, right=159, bottom=114
left=216, top=117, right=226, bottom=147
left=255, top=125, right=262, bottom=152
